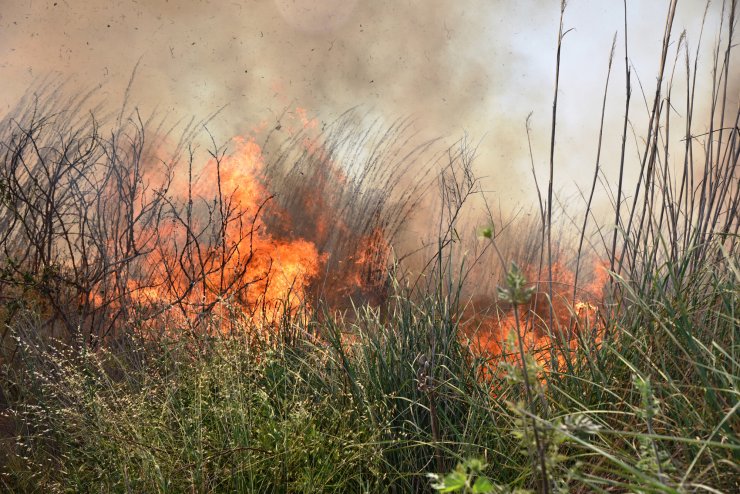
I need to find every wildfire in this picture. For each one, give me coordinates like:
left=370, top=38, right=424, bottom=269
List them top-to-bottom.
left=121, top=111, right=391, bottom=335
left=123, top=137, right=321, bottom=331
left=465, top=259, right=609, bottom=375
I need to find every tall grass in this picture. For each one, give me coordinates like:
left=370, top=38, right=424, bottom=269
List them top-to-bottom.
left=2, top=246, right=735, bottom=492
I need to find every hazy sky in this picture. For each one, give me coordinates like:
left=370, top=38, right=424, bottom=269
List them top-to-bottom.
left=1, top=1, right=735, bottom=206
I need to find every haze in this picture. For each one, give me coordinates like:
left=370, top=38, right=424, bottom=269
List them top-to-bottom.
left=1, top=1, right=735, bottom=204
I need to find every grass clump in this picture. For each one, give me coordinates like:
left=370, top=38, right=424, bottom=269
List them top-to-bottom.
left=2, top=244, right=737, bottom=492
left=3, top=319, right=386, bottom=492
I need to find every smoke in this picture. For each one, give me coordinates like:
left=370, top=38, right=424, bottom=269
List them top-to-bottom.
left=0, top=0, right=736, bottom=318
left=0, top=1, right=734, bottom=217
left=1, top=1, right=551, bottom=197
left=0, top=2, right=511, bottom=125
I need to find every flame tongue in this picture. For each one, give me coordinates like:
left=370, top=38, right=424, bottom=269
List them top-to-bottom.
left=128, top=136, right=323, bottom=331
left=204, top=138, right=323, bottom=315
left=465, top=260, right=608, bottom=375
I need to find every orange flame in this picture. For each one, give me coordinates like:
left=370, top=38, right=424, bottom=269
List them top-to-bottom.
left=114, top=109, right=391, bottom=336
left=126, top=137, right=324, bottom=332
left=465, top=259, right=609, bottom=377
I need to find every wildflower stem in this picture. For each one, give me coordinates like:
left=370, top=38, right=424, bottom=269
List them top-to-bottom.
left=513, top=302, right=550, bottom=494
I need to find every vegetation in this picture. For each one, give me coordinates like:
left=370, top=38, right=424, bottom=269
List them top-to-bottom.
left=1, top=1, right=738, bottom=492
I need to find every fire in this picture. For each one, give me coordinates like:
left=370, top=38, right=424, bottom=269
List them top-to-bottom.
left=116, top=110, right=391, bottom=335
left=124, top=136, right=324, bottom=332
left=465, top=259, right=608, bottom=375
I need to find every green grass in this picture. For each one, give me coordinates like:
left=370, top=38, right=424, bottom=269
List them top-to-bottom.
left=1, top=246, right=737, bottom=492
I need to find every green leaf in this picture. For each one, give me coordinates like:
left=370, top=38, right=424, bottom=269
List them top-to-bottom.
left=478, top=225, right=494, bottom=239
left=466, top=458, right=486, bottom=473
left=434, top=471, right=467, bottom=492
left=472, top=477, right=495, bottom=493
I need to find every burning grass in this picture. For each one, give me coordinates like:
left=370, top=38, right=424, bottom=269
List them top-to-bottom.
left=1, top=1, right=739, bottom=492
left=0, top=91, right=429, bottom=344
left=464, top=259, right=609, bottom=376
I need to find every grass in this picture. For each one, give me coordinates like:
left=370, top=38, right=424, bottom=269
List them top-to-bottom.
left=1, top=1, right=739, bottom=492
left=1, top=248, right=736, bottom=492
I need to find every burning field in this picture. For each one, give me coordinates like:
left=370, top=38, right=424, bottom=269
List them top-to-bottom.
left=0, top=1, right=738, bottom=493
left=0, top=98, right=424, bottom=343
left=465, top=259, right=610, bottom=374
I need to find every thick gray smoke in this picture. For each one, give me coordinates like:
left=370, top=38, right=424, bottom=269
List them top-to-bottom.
left=0, top=1, right=735, bottom=208
left=0, top=1, right=519, bottom=137
left=0, top=1, right=554, bottom=204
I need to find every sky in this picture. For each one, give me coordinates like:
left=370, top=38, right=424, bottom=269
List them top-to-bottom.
left=0, top=0, right=736, bottom=208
